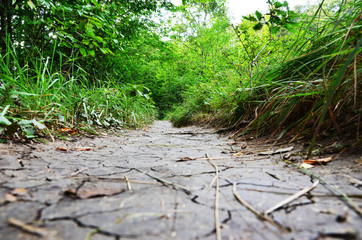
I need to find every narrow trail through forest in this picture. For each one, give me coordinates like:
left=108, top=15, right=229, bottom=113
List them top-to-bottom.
left=0, top=121, right=361, bottom=240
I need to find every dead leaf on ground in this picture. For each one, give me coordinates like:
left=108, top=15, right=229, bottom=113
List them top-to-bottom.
left=57, top=128, right=78, bottom=135
left=56, top=147, right=68, bottom=151
left=56, top=147, right=93, bottom=152
left=73, top=147, right=92, bottom=151
left=233, top=152, right=243, bottom=156
left=177, top=157, right=196, bottom=162
left=304, top=157, right=332, bottom=165
left=300, top=162, right=314, bottom=169
left=65, top=183, right=125, bottom=199
left=11, top=188, right=27, bottom=196
left=4, top=193, right=18, bottom=202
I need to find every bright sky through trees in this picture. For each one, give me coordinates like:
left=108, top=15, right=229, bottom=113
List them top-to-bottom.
left=170, top=0, right=319, bottom=23
left=227, top=0, right=319, bottom=23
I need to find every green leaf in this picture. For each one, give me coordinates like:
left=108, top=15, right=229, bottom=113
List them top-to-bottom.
left=27, top=0, right=36, bottom=9
left=274, top=2, right=283, bottom=8
left=255, top=11, right=262, bottom=21
left=243, top=15, right=257, bottom=22
left=253, top=23, right=263, bottom=31
left=271, top=26, right=281, bottom=34
left=93, top=36, right=104, bottom=43
left=80, top=48, right=87, bottom=56
left=88, top=50, right=95, bottom=56
left=11, top=91, right=37, bottom=96
left=1, top=105, right=10, bottom=117
left=0, top=106, right=11, bottom=126
left=0, top=116, right=11, bottom=126
left=18, top=119, right=46, bottom=138
left=32, top=119, right=46, bottom=130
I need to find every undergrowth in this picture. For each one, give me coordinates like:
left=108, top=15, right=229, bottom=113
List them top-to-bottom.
left=168, top=0, right=361, bottom=152
left=0, top=43, right=156, bottom=140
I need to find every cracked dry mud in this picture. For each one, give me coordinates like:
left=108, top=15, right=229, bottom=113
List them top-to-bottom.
left=0, top=121, right=361, bottom=240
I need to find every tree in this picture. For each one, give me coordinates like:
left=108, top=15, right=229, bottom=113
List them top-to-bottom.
left=232, top=0, right=299, bottom=94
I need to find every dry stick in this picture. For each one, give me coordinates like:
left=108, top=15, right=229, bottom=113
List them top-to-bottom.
left=45, top=128, right=55, bottom=142
left=206, top=154, right=221, bottom=240
left=284, top=160, right=362, bottom=217
left=134, top=168, right=191, bottom=195
left=124, top=175, right=132, bottom=192
left=264, top=180, right=319, bottom=215
left=232, top=183, right=290, bottom=233
left=7, top=218, right=55, bottom=237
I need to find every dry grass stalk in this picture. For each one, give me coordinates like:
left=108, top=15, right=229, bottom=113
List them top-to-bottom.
left=206, top=153, right=222, bottom=240
left=284, top=159, right=362, bottom=216
left=265, top=180, right=319, bottom=215
left=232, top=183, right=290, bottom=233
left=7, top=218, right=56, bottom=237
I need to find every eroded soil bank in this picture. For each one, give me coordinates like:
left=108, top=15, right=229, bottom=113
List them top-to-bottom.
left=0, top=121, right=361, bottom=240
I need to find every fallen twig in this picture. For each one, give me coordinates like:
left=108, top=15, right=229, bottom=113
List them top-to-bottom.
left=206, top=153, right=221, bottom=240
left=284, top=159, right=362, bottom=217
left=134, top=168, right=191, bottom=195
left=265, top=180, right=319, bottom=215
left=232, top=183, right=291, bottom=233
left=7, top=218, right=56, bottom=237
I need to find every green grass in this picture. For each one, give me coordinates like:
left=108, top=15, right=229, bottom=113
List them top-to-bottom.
left=0, top=42, right=156, bottom=139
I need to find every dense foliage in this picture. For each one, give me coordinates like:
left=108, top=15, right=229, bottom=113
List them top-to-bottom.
left=0, top=0, right=360, bottom=149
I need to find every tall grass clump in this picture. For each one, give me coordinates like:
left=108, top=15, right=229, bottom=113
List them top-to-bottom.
left=232, top=0, right=361, bottom=148
left=0, top=41, right=156, bottom=139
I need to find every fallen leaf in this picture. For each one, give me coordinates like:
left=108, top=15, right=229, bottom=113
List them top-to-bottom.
left=57, top=128, right=78, bottom=135
left=56, top=147, right=68, bottom=151
left=74, top=148, right=92, bottom=151
left=232, top=152, right=243, bottom=156
left=304, top=157, right=332, bottom=165
left=300, top=162, right=314, bottom=169
left=65, top=182, right=125, bottom=199
left=11, top=188, right=27, bottom=195
left=64, top=189, right=77, bottom=198
left=5, top=193, right=17, bottom=202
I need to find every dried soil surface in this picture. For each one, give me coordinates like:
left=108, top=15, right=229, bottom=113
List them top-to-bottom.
left=0, top=121, right=361, bottom=240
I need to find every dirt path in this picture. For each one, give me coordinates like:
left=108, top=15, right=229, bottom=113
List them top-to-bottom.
left=0, top=121, right=361, bottom=240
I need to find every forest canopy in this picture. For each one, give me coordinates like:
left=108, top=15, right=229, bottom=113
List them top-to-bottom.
left=0, top=0, right=361, bottom=151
